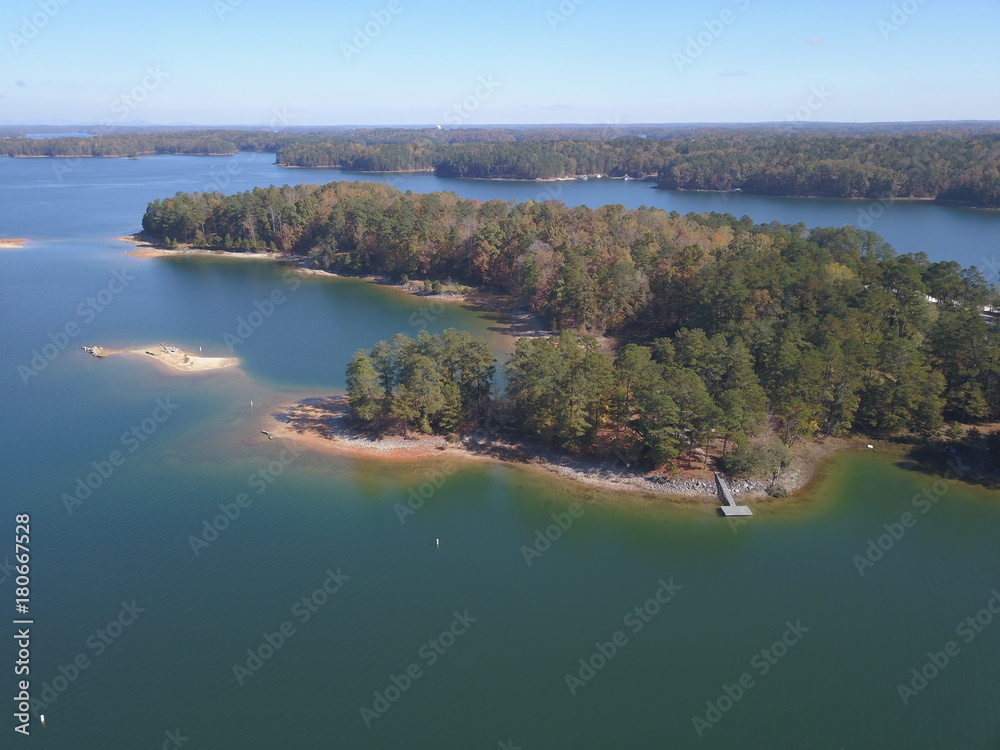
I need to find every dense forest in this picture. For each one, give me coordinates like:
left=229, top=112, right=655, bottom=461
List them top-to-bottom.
left=0, top=126, right=630, bottom=159
left=6, top=126, right=1000, bottom=205
left=0, top=130, right=288, bottom=158
left=275, top=130, right=1000, bottom=206
left=654, top=132, right=1000, bottom=206
left=143, top=180, right=1000, bottom=455
left=347, top=328, right=789, bottom=476
left=346, top=329, right=494, bottom=437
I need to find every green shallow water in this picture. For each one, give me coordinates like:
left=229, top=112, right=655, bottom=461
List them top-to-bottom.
left=1, top=155, right=999, bottom=749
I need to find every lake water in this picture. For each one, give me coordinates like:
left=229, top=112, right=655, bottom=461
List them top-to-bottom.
left=25, top=133, right=95, bottom=140
left=5, top=151, right=999, bottom=267
left=2, top=154, right=999, bottom=749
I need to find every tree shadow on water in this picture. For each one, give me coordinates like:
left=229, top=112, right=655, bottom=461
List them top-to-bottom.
left=895, top=440, right=1000, bottom=491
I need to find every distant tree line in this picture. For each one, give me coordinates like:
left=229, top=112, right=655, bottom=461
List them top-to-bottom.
left=0, top=126, right=629, bottom=160
left=10, top=126, right=1000, bottom=205
left=0, top=130, right=286, bottom=158
left=275, top=131, right=1000, bottom=207
left=655, top=132, right=1000, bottom=206
left=274, top=136, right=687, bottom=179
left=144, top=180, right=1000, bottom=449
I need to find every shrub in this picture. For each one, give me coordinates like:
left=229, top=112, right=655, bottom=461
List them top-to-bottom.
left=721, top=437, right=793, bottom=479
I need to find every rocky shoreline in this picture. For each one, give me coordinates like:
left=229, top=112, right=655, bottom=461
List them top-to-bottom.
left=265, top=396, right=847, bottom=502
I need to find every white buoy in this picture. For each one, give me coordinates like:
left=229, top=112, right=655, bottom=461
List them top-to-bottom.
left=251, top=400, right=254, bottom=413
left=436, top=538, right=440, bottom=549
left=40, top=715, right=45, bottom=726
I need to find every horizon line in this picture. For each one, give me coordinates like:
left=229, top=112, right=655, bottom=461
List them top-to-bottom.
left=4, top=119, right=1000, bottom=131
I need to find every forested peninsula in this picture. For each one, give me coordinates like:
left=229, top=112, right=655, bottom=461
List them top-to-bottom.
left=6, top=125, right=1000, bottom=206
left=276, top=130, right=1000, bottom=208
left=140, top=180, right=1000, bottom=485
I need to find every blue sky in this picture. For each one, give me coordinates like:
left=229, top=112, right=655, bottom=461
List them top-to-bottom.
left=1, top=0, right=998, bottom=125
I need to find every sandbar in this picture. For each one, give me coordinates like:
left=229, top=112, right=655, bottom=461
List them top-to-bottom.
left=86, top=343, right=238, bottom=373
left=131, top=344, right=238, bottom=372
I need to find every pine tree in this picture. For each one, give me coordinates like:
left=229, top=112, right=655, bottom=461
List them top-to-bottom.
left=346, top=351, right=384, bottom=430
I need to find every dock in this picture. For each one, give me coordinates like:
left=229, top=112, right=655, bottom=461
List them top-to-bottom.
left=715, top=472, right=753, bottom=517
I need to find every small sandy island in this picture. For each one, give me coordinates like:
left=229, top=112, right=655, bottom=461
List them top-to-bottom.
left=0, top=238, right=27, bottom=249
left=84, top=343, right=239, bottom=373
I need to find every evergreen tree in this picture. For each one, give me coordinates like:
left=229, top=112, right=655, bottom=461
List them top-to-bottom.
left=346, top=351, right=383, bottom=428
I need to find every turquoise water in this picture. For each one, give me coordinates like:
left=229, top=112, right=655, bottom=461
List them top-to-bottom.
left=2, top=155, right=1000, bottom=748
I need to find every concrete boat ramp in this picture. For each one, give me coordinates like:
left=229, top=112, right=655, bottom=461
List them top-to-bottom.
left=715, top=472, right=753, bottom=517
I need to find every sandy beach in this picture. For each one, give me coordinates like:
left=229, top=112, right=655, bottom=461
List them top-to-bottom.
left=118, top=234, right=285, bottom=260
left=0, top=238, right=27, bottom=249
left=85, top=343, right=239, bottom=373
left=130, top=344, right=239, bottom=372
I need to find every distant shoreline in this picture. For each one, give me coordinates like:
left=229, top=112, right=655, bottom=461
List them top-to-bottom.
left=5, top=149, right=993, bottom=206
left=3, top=152, right=237, bottom=159
left=274, top=164, right=628, bottom=183
left=277, top=165, right=436, bottom=174
left=657, top=186, right=939, bottom=202
left=0, top=238, right=27, bottom=249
